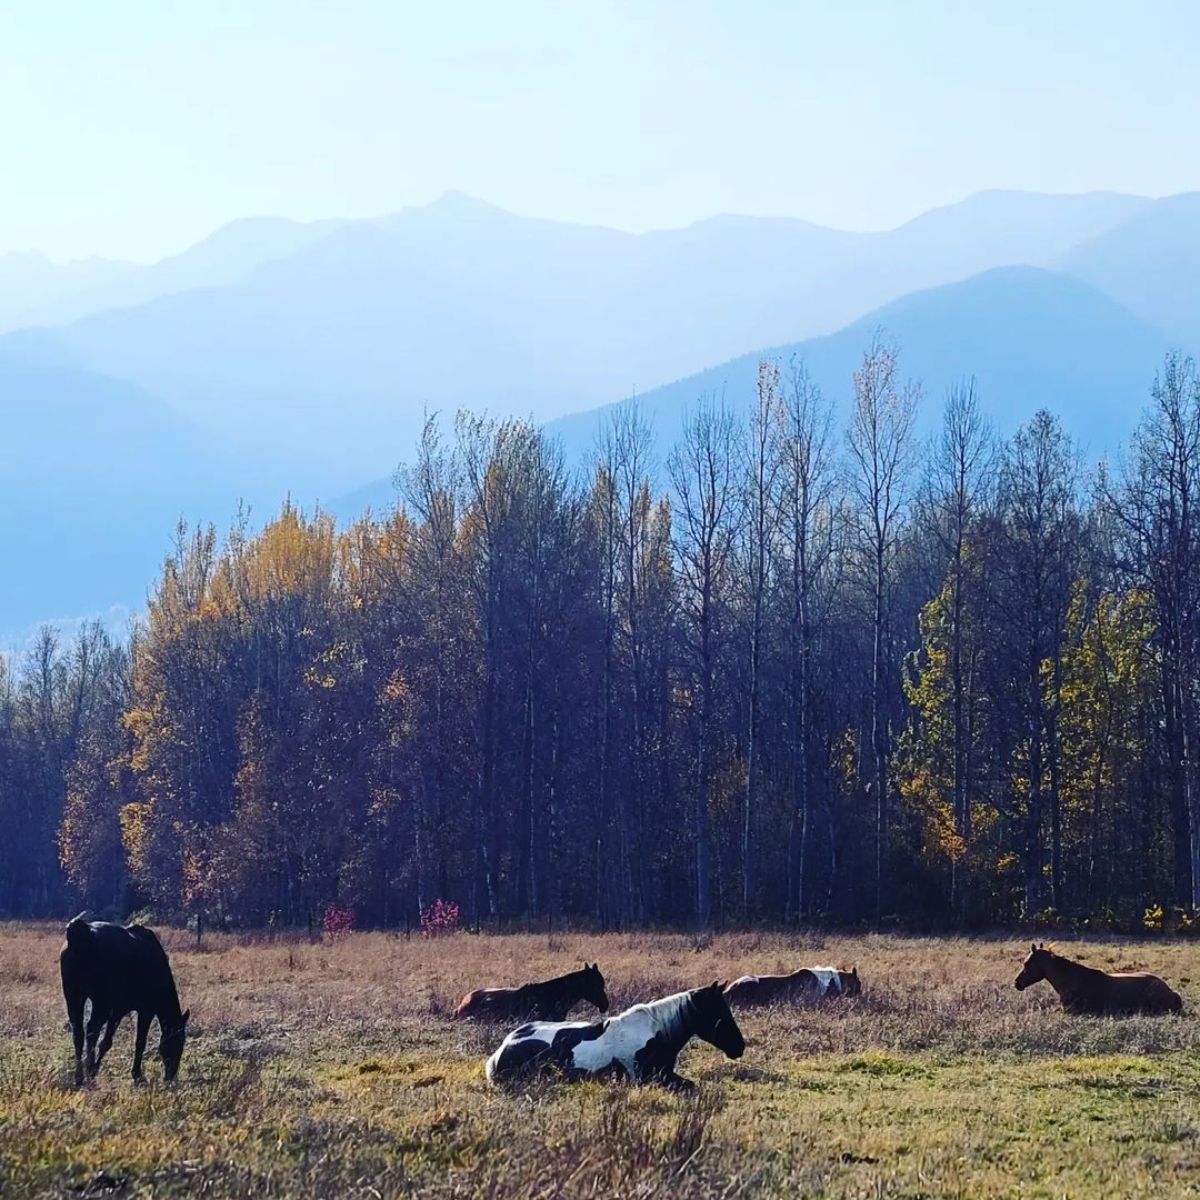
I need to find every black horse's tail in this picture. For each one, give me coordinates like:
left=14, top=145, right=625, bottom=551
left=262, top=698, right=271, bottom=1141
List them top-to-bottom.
left=64, top=912, right=92, bottom=951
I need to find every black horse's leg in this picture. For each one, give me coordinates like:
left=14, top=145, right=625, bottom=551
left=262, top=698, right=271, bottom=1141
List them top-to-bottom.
left=65, top=991, right=86, bottom=1086
left=85, top=1005, right=107, bottom=1078
left=131, top=1010, right=151, bottom=1083
left=95, top=1014, right=122, bottom=1069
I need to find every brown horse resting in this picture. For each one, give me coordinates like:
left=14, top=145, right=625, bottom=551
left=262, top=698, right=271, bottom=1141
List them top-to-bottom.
left=60, top=914, right=191, bottom=1085
left=1014, top=943, right=1182, bottom=1015
left=455, top=963, right=610, bottom=1022
left=724, top=965, right=861, bottom=1007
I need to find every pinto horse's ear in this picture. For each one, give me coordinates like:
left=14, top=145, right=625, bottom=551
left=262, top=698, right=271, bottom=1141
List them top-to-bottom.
left=1031, top=942, right=1038, bottom=953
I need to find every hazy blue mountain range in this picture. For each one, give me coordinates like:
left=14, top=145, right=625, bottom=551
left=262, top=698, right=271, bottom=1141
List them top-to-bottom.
left=0, top=189, right=1195, bottom=643
left=0, top=189, right=1156, bottom=490
left=1060, top=192, right=1200, bottom=345
left=0, top=216, right=344, bottom=334
left=0, top=253, right=130, bottom=334
left=549, top=266, right=1177, bottom=462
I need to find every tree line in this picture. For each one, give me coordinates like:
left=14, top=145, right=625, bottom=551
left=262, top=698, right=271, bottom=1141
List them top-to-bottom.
left=6, top=342, right=1200, bottom=931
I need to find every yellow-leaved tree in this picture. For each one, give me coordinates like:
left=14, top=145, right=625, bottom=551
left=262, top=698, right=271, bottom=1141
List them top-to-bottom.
left=1054, top=583, right=1157, bottom=915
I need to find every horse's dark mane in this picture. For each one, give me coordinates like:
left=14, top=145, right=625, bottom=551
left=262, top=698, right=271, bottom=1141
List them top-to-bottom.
left=127, top=925, right=184, bottom=1023
left=1044, top=948, right=1107, bottom=981
left=522, top=965, right=591, bottom=991
left=551, top=966, right=592, bottom=983
left=523, top=969, right=575, bottom=997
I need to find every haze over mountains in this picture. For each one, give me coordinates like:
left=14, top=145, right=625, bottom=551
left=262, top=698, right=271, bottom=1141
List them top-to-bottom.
left=1, top=188, right=1195, bottom=642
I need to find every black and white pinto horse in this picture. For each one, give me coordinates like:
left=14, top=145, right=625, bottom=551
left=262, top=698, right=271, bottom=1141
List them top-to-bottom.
left=485, top=981, right=745, bottom=1090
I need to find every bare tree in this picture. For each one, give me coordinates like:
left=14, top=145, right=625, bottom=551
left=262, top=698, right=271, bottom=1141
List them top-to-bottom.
left=845, top=335, right=919, bottom=924
left=776, top=359, right=837, bottom=921
left=740, top=362, right=783, bottom=917
left=920, top=381, right=994, bottom=913
left=670, top=400, right=741, bottom=924
left=995, top=411, right=1081, bottom=914
left=457, top=412, right=537, bottom=922
left=399, top=413, right=462, bottom=919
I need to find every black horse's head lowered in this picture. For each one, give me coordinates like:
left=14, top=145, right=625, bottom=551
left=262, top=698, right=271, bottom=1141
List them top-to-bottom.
left=157, top=1009, right=191, bottom=1081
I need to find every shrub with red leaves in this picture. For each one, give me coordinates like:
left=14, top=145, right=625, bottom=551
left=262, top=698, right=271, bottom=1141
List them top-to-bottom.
left=420, top=898, right=461, bottom=938
left=322, top=904, right=355, bottom=941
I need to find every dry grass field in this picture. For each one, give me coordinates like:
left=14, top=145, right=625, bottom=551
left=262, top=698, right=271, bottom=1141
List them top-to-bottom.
left=3, top=924, right=1200, bottom=1198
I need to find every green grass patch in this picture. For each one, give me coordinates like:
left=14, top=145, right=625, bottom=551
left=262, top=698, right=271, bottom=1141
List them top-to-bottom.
left=832, top=1049, right=932, bottom=1078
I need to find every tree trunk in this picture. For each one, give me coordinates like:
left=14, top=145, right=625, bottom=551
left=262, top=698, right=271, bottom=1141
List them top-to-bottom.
left=872, top=546, right=888, bottom=925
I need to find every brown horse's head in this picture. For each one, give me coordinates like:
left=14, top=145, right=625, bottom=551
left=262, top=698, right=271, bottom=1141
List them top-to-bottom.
left=1015, top=943, right=1053, bottom=991
left=583, top=963, right=610, bottom=1013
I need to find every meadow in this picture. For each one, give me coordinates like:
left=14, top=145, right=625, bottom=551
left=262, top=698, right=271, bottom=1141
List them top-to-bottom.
left=3, top=925, right=1200, bottom=1198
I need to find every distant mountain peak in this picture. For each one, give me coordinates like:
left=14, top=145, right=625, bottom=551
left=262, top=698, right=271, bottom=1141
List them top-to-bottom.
left=421, top=190, right=514, bottom=219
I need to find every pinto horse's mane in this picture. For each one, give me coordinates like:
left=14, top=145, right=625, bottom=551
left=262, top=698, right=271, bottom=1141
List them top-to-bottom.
left=619, top=989, right=695, bottom=1037
left=625, top=989, right=693, bottom=1017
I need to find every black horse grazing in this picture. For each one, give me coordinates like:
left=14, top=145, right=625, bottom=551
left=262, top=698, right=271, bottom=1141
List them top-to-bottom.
left=60, top=914, right=190, bottom=1086
left=455, top=963, right=609, bottom=1022
left=486, top=981, right=745, bottom=1090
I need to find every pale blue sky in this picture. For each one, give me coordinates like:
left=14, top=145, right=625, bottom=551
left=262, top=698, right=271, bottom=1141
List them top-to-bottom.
left=3, top=0, right=1198, bottom=261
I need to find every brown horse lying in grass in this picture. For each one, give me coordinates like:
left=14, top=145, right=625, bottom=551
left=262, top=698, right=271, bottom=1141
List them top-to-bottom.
left=1015, top=943, right=1182, bottom=1015
left=455, top=963, right=609, bottom=1022
left=724, top=965, right=861, bottom=1007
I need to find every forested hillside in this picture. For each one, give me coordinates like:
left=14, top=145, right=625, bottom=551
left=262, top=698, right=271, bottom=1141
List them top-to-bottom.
left=4, top=345, right=1199, bottom=931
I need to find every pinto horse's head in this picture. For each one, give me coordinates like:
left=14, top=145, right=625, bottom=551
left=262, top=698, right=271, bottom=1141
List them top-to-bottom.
left=1015, top=943, right=1052, bottom=991
left=582, top=963, right=610, bottom=1013
left=840, top=967, right=862, bottom=997
left=691, top=981, right=745, bottom=1059
left=159, top=1008, right=190, bottom=1081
